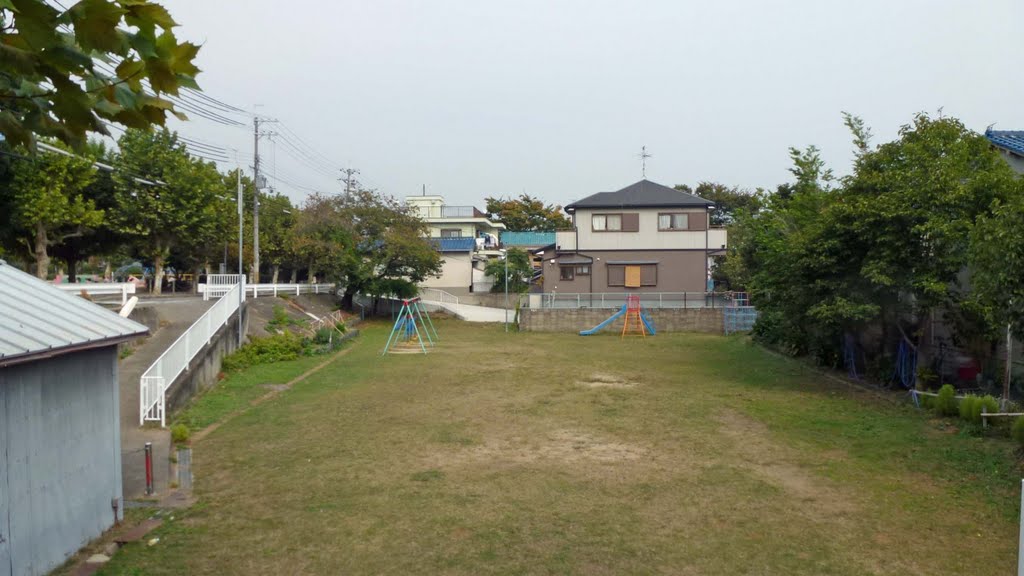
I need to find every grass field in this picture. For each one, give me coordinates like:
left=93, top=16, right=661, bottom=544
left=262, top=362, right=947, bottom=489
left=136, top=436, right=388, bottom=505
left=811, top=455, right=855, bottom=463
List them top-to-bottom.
left=99, top=319, right=1022, bottom=575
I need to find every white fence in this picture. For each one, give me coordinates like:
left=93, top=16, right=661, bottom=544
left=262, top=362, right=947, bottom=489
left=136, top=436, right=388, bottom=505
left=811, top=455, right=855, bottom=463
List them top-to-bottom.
left=201, top=276, right=334, bottom=300
left=140, top=281, right=245, bottom=426
left=55, top=282, right=136, bottom=305
left=419, top=288, right=461, bottom=316
left=525, top=292, right=740, bottom=309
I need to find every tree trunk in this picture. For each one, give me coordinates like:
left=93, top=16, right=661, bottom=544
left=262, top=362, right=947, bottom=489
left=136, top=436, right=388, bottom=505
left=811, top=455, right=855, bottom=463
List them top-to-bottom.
left=33, top=224, right=49, bottom=280
left=153, top=253, right=165, bottom=295
left=66, top=256, right=78, bottom=283
left=104, top=260, right=112, bottom=282
left=308, top=261, right=315, bottom=284
left=271, top=263, right=280, bottom=284
left=194, top=265, right=204, bottom=294
left=289, top=268, right=297, bottom=283
left=342, top=286, right=356, bottom=311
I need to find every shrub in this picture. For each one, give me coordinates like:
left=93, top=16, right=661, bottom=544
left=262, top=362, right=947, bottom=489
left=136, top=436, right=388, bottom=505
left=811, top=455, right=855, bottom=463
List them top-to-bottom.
left=313, top=327, right=334, bottom=345
left=222, top=332, right=304, bottom=371
left=933, top=384, right=958, bottom=417
left=959, top=395, right=979, bottom=421
left=1012, top=417, right=1024, bottom=448
left=170, top=423, right=190, bottom=445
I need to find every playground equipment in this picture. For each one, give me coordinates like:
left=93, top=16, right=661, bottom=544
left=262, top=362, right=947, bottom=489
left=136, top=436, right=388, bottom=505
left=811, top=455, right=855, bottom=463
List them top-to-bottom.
left=579, top=296, right=656, bottom=336
left=381, top=297, right=439, bottom=355
left=892, top=339, right=917, bottom=389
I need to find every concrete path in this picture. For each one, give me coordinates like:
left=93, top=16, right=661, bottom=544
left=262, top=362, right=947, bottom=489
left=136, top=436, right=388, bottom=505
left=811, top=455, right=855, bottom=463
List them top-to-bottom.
left=119, top=298, right=212, bottom=500
left=421, top=299, right=510, bottom=323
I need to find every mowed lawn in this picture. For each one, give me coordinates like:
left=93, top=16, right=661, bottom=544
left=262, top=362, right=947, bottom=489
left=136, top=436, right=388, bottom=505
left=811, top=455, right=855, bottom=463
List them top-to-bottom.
left=100, top=319, right=1021, bottom=575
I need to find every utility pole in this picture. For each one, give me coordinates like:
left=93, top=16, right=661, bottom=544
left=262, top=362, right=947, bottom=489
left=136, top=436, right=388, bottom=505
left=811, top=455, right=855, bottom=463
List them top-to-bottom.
left=251, top=117, right=276, bottom=283
left=253, top=117, right=261, bottom=284
left=339, top=167, right=360, bottom=198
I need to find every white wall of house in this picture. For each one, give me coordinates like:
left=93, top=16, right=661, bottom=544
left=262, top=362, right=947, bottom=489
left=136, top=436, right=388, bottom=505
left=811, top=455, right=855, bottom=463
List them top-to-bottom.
left=572, top=208, right=726, bottom=251
left=420, top=252, right=473, bottom=289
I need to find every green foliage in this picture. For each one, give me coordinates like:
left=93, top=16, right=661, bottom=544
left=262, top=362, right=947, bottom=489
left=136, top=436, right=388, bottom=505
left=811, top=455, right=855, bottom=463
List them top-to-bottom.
left=0, top=0, right=201, bottom=150
left=730, top=113, right=1021, bottom=359
left=110, top=128, right=230, bottom=292
left=8, top=139, right=103, bottom=277
left=674, top=182, right=764, bottom=226
left=293, top=190, right=442, bottom=307
left=484, top=194, right=571, bottom=231
left=484, top=247, right=532, bottom=293
left=266, top=304, right=305, bottom=332
left=313, top=327, right=334, bottom=345
left=222, top=332, right=305, bottom=371
left=933, top=384, right=958, bottom=417
left=959, top=395, right=999, bottom=424
left=1012, top=417, right=1024, bottom=448
left=170, top=423, right=190, bottom=445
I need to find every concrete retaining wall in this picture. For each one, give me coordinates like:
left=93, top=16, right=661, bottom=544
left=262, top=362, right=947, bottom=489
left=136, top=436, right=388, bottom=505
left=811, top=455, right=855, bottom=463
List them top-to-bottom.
left=165, top=304, right=250, bottom=416
left=519, top=307, right=724, bottom=334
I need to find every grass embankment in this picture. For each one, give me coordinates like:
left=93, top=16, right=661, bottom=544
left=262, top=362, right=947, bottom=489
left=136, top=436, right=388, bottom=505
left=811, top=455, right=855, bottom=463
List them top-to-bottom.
left=100, top=319, right=1021, bottom=575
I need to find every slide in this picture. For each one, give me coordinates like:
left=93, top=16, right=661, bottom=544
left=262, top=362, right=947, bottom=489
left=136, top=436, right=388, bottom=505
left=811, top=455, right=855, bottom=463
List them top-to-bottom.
left=579, top=305, right=627, bottom=336
left=641, top=312, right=657, bottom=335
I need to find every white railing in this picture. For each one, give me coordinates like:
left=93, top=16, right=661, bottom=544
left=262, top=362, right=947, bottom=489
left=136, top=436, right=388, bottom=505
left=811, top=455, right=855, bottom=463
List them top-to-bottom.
left=203, top=274, right=245, bottom=300
left=140, top=281, right=245, bottom=426
left=201, top=281, right=334, bottom=300
left=55, top=282, right=136, bottom=305
left=418, top=288, right=460, bottom=316
left=528, top=292, right=740, bottom=309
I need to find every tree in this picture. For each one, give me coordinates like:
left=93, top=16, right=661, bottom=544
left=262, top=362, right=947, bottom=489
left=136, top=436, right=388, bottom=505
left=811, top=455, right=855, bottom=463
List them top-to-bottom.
left=1, top=0, right=200, bottom=150
left=110, top=128, right=226, bottom=293
left=7, top=139, right=102, bottom=278
left=674, top=182, right=764, bottom=226
left=969, top=188, right=1024, bottom=341
left=258, top=189, right=297, bottom=283
left=292, top=190, right=442, bottom=309
left=485, top=194, right=572, bottom=231
left=485, top=248, right=532, bottom=294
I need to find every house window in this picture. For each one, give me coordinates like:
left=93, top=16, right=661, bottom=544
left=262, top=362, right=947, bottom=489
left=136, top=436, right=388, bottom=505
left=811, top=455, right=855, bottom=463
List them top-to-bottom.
left=658, top=213, right=689, bottom=231
left=592, top=214, right=622, bottom=231
left=440, top=229, right=462, bottom=238
left=608, top=264, right=657, bottom=287
left=575, top=265, right=590, bottom=276
left=560, top=266, right=575, bottom=281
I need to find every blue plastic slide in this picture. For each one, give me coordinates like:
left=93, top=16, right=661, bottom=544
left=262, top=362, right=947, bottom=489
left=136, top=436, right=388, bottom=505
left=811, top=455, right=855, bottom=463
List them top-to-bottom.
left=579, top=305, right=627, bottom=335
left=641, top=312, right=657, bottom=335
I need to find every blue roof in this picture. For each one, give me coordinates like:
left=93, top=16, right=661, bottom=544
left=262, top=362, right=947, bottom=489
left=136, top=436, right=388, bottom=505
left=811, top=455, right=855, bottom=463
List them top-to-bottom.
left=986, top=129, right=1024, bottom=156
left=500, top=231, right=556, bottom=246
left=430, top=237, right=475, bottom=252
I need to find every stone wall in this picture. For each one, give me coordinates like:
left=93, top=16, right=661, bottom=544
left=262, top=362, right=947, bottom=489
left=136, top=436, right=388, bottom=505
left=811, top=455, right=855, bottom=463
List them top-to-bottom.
left=519, top=307, right=724, bottom=334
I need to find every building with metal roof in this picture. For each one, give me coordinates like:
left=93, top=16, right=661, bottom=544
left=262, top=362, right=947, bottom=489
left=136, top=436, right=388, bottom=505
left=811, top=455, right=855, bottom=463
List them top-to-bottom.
left=985, top=129, right=1024, bottom=174
left=0, top=260, right=148, bottom=576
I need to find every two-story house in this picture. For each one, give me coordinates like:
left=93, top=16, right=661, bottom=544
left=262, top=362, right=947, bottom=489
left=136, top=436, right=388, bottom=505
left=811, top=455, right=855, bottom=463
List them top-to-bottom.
left=540, top=179, right=726, bottom=294
left=406, top=195, right=507, bottom=292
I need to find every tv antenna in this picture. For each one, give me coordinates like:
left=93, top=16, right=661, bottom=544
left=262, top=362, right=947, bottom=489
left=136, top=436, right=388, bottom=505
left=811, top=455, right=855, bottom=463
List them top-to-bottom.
left=638, top=146, right=652, bottom=178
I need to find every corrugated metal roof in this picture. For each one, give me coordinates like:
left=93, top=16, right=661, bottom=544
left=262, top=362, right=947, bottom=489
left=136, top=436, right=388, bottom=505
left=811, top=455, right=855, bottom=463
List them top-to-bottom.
left=986, top=129, right=1024, bottom=156
left=565, top=180, right=713, bottom=212
left=0, top=260, right=149, bottom=366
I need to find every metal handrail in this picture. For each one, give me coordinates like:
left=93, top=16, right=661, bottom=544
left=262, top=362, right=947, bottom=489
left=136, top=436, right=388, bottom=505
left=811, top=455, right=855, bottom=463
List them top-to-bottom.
left=140, top=281, right=245, bottom=427
left=418, top=288, right=461, bottom=316
left=527, top=291, right=744, bottom=310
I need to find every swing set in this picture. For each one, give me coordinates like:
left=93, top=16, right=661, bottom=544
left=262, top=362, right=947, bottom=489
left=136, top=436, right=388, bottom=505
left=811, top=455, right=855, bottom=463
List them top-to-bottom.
left=381, top=297, right=439, bottom=355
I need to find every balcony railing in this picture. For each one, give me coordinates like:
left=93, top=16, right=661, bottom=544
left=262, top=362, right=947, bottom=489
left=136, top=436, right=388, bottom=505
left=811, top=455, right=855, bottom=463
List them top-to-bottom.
left=418, top=205, right=483, bottom=219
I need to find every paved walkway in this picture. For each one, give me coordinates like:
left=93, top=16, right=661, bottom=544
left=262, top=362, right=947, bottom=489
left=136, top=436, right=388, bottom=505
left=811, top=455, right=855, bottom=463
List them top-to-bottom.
left=119, top=298, right=212, bottom=500
left=421, top=299, right=510, bottom=323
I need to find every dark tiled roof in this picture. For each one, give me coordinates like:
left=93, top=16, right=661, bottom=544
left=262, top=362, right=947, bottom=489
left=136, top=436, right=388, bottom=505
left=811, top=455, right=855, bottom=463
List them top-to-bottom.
left=986, top=129, right=1024, bottom=156
left=565, top=180, right=712, bottom=212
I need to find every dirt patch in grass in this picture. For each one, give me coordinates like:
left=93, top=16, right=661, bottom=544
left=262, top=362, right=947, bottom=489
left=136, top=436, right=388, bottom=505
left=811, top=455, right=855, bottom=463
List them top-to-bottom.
left=576, top=372, right=637, bottom=389
left=717, top=409, right=858, bottom=517
left=436, top=428, right=648, bottom=468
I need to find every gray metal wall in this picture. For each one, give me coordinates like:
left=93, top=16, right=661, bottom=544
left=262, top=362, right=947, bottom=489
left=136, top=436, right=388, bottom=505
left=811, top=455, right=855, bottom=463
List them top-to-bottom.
left=0, top=347, right=122, bottom=576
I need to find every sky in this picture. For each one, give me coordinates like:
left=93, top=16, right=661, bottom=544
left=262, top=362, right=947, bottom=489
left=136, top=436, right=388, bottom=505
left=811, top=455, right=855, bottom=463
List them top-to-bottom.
left=156, top=0, right=1024, bottom=207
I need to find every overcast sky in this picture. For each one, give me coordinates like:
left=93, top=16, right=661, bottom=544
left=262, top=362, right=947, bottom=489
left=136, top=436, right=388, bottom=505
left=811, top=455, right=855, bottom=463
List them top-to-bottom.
left=158, top=0, right=1024, bottom=207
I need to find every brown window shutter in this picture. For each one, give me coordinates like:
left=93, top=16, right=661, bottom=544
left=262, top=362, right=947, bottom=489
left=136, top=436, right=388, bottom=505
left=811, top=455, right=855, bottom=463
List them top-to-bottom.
left=689, top=211, right=708, bottom=231
left=621, top=212, right=639, bottom=232
left=640, top=264, right=657, bottom=286
left=608, top=265, right=625, bottom=287
left=625, top=265, right=641, bottom=288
